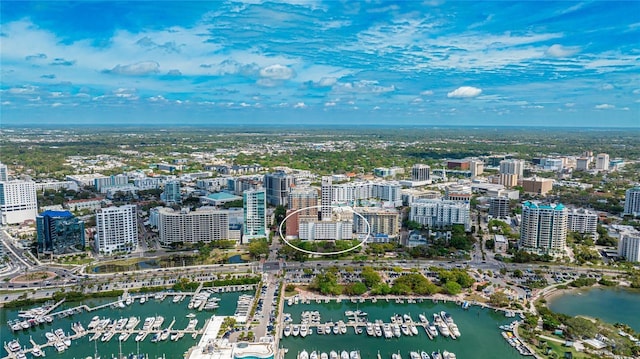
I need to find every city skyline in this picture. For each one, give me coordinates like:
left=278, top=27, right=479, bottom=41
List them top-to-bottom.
left=1, top=1, right=639, bottom=127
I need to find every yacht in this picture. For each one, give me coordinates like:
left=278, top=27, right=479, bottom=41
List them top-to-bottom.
left=172, top=295, right=181, bottom=303
left=440, top=312, right=453, bottom=324
left=186, top=313, right=196, bottom=318
left=403, top=314, right=412, bottom=323
left=418, top=314, right=428, bottom=323
left=89, top=316, right=101, bottom=329
left=126, top=316, right=140, bottom=330
left=152, top=316, right=164, bottom=329
left=142, top=317, right=155, bottom=330
left=186, top=318, right=199, bottom=330
left=339, top=321, right=347, bottom=334
left=427, top=321, right=439, bottom=338
left=325, top=322, right=332, bottom=334
left=332, top=322, right=340, bottom=335
left=366, top=322, right=374, bottom=336
left=448, top=322, right=461, bottom=337
left=374, top=323, right=382, bottom=337
left=392, top=323, right=401, bottom=337
left=401, top=323, right=410, bottom=336
left=410, top=323, right=419, bottom=336
left=292, top=324, right=300, bottom=337
left=300, top=324, right=308, bottom=337
left=383, top=324, right=393, bottom=339
left=283, top=325, right=291, bottom=337
left=160, top=329, right=170, bottom=341
left=119, top=332, right=131, bottom=342
left=135, top=332, right=146, bottom=342
left=7, top=340, right=21, bottom=352
left=54, top=341, right=66, bottom=353
left=32, top=345, right=44, bottom=357
left=298, top=350, right=309, bottom=359
left=310, top=351, right=318, bottom=359
left=330, top=351, right=338, bottom=359
left=340, top=351, right=349, bottom=359
left=350, top=351, right=360, bottom=359
left=441, top=351, right=456, bottom=359
left=410, top=352, right=420, bottom=359
left=420, top=352, right=430, bottom=359
left=431, top=352, right=442, bottom=359
left=320, top=353, right=328, bottom=359
left=391, top=353, right=401, bottom=359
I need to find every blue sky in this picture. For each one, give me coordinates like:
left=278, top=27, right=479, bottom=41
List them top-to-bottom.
left=1, top=1, right=639, bottom=127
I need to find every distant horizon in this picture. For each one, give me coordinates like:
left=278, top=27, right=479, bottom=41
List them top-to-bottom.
left=1, top=1, right=638, bottom=127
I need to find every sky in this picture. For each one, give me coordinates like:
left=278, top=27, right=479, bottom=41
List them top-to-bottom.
left=1, top=1, right=639, bottom=127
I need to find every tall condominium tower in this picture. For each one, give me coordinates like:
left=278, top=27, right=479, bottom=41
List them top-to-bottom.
left=595, top=153, right=610, bottom=171
left=0, top=162, right=8, bottom=181
left=411, top=164, right=431, bottom=182
left=264, top=171, right=295, bottom=207
left=321, top=176, right=333, bottom=221
left=0, top=180, right=38, bottom=225
left=162, top=180, right=182, bottom=205
left=623, top=187, right=640, bottom=217
left=243, top=189, right=267, bottom=240
left=519, top=201, right=567, bottom=256
left=95, top=205, right=137, bottom=254
left=157, top=207, right=229, bottom=245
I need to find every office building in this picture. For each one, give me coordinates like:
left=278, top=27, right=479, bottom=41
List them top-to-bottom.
left=595, top=153, right=610, bottom=171
left=576, top=157, right=590, bottom=171
left=500, top=159, right=525, bottom=177
left=0, top=162, right=8, bottom=181
left=411, top=164, right=431, bottom=182
left=264, top=171, right=295, bottom=207
left=321, top=176, right=333, bottom=221
left=521, top=177, right=554, bottom=195
left=0, top=180, right=38, bottom=225
left=162, top=180, right=181, bottom=205
left=623, top=187, right=640, bottom=217
left=243, top=189, right=267, bottom=240
left=489, top=197, right=510, bottom=218
left=409, top=199, right=471, bottom=231
left=519, top=201, right=567, bottom=256
left=95, top=205, right=137, bottom=254
left=157, top=207, right=229, bottom=245
left=352, top=207, right=400, bottom=240
left=567, top=208, right=599, bottom=239
left=36, top=210, right=85, bottom=255
left=618, top=229, right=640, bottom=263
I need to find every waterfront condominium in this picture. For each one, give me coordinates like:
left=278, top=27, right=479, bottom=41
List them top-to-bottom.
left=264, top=171, right=295, bottom=207
left=321, top=176, right=333, bottom=221
left=0, top=180, right=38, bottom=225
left=623, top=187, right=640, bottom=217
left=243, top=188, right=267, bottom=240
left=409, top=198, right=471, bottom=231
left=519, top=201, right=568, bottom=256
left=95, top=205, right=138, bottom=254
left=157, top=207, right=229, bottom=246
left=567, top=207, right=599, bottom=239
left=36, top=210, right=85, bottom=255
left=618, top=228, right=640, bottom=263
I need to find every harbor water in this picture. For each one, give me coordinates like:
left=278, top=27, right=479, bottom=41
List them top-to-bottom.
left=547, top=287, right=640, bottom=331
left=1, top=291, right=252, bottom=358
left=280, top=299, right=521, bottom=359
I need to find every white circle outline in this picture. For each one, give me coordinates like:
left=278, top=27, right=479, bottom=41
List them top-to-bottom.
left=278, top=205, right=371, bottom=256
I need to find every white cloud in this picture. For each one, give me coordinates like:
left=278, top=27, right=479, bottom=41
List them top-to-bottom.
left=545, top=44, right=580, bottom=58
left=106, top=61, right=160, bottom=76
left=259, top=64, right=295, bottom=80
left=317, top=77, right=337, bottom=87
left=334, top=80, right=395, bottom=94
left=600, top=83, right=614, bottom=90
left=447, top=86, right=482, bottom=98
left=631, top=89, right=640, bottom=95
left=420, top=90, right=434, bottom=96
left=51, top=102, right=63, bottom=107
left=293, top=102, right=307, bottom=108
left=324, top=102, right=336, bottom=107
left=565, top=102, right=576, bottom=107
left=595, top=104, right=615, bottom=109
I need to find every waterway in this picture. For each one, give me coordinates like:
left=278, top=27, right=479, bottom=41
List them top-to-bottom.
left=547, top=287, right=640, bottom=331
left=0, top=291, right=251, bottom=358
left=280, top=300, right=521, bottom=359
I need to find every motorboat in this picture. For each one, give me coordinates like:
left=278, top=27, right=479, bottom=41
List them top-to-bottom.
left=283, top=325, right=291, bottom=337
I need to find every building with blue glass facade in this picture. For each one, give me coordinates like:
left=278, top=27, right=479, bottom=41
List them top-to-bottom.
left=36, top=210, right=85, bottom=255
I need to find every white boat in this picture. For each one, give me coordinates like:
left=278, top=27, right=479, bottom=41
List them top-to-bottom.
left=172, top=295, right=181, bottom=303
left=125, top=296, right=133, bottom=305
left=140, top=296, right=147, bottom=304
left=440, top=311, right=453, bottom=324
left=186, top=313, right=196, bottom=318
left=403, top=314, right=411, bottom=323
left=418, top=314, right=427, bottom=323
left=152, top=315, right=164, bottom=329
left=88, top=316, right=101, bottom=329
left=126, top=316, right=140, bottom=329
left=142, top=317, right=155, bottom=330
left=186, top=318, right=198, bottom=330
left=339, top=321, right=347, bottom=334
left=333, top=322, right=340, bottom=335
left=366, top=322, right=374, bottom=336
left=428, top=322, right=438, bottom=337
left=448, top=322, right=461, bottom=337
left=374, top=323, right=382, bottom=337
left=393, top=323, right=401, bottom=337
left=401, top=323, right=410, bottom=336
left=292, top=324, right=300, bottom=337
left=300, top=324, right=308, bottom=337
left=383, top=324, right=393, bottom=339
left=410, top=324, right=419, bottom=336
left=283, top=325, right=291, bottom=337
left=160, top=329, right=170, bottom=341
left=101, top=331, right=115, bottom=342
left=170, top=331, right=183, bottom=341
left=118, top=332, right=131, bottom=342
left=135, top=332, right=146, bottom=342
left=8, top=340, right=21, bottom=352
left=54, top=341, right=66, bottom=352
left=32, top=346, right=44, bottom=357
left=298, top=350, right=309, bottom=359
left=310, top=351, right=318, bottom=359
left=330, top=351, right=338, bottom=359
left=340, top=351, right=349, bottom=359
left=350, top=351, right=360, bottom=359
left=441, top=351, right=456, bottom=359
left=410, top=352, right=420, bottom=359
left=420, top=352, right=430, bottom=359
left=431, top=352, right=442, bottom=359
left=392, top=354, right=401, bottom=359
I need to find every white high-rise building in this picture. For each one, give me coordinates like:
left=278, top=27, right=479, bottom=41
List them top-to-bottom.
left=595, top=153, right=609, bottom=171
left=499, top=159, right=525, bottom=177
left=470, top=160, right=484, bottom=177
left=0, top=162, right=8, bottom=181
left=321, top=176, right=333, bottom=221
left=0, top=180, right=38, bottom=225
left=623, top=187, right=640, bottom=217
left=243, top=189, right=267, bottom=240
left=409, top=199, right=471, bottom=231
left=519, top=201, right=567, bottom=256
left=95, top=205, right=137, bottom=254
left=157, top=207, right=229, bottom=245
left=352, top=207, right=400, bottom=240
left=567, top=208, right=599, bottom=239
left=618, top=229, right=640, bottom=263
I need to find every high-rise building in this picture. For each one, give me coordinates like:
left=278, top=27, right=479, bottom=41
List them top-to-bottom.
left=595, top=153, right=609, bottom=171
left=576, top=157, right=590, bottom=171
left=499, top=159, right=525, bottom=177
left=469, top=160, right=484, bottom=177
left=0, top=162, right=8, bottom=181
left=411, top=164, right=431, bottom=182
left=264, top=171, right=294, bottom=207
left=94, top=174, right=129, bottom=192
left=321, top=176, right=333, bottom=221
left=521, top=177, right=554, bottom=195
left=0, top=180, right=38, bottom=225
left=162, top=180, right=181, bottom=205
left=286, top=187, right=318, bottom=238
left=623, top=187, right=640, bottom=217
left=243, top=189, right=267, bottom=240
left=489, top=197, right=510, bottom=218
left=409, top=199, right=471, bottom=231
left=519, top=201, right=567, bottom=256
left=95, top=205, right=137, bottom=254
left=157, top=207, right=229, bottom=245
left=352, top=207, right=400, bottom=240
left=567, top=208, right=598, bottom=239
left=36, top=210, right=85, bottom=255
left=618, top=229, right=640, bottom=263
